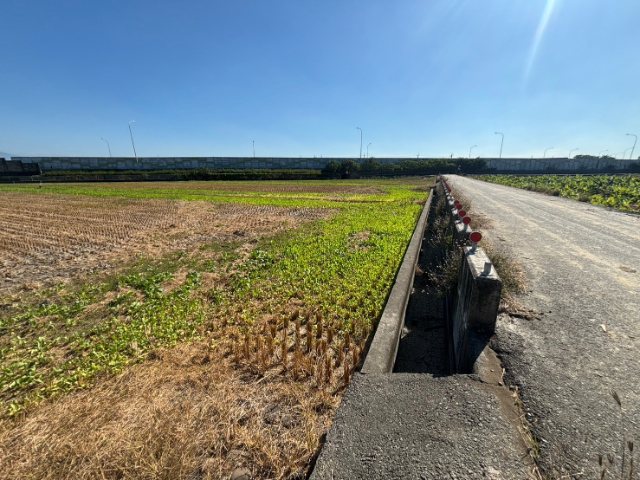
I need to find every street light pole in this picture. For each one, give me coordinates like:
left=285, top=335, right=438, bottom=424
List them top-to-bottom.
left=128, top=121, right=138, bottom=162
left=357, top=127, right=362, bottom=159
left=495, top=132, right=504, bottom=159
left=626, top=133, right=637, bottom=159
left=101, top=137, right=112, bottom=158
left=253, top=140, right=255, bottom=158
left=367, top=143, right=371, bottom=158
left=469, top=145, right=477, bottom=158
left=543, top=147, right=553, bottom=159
left=624, top=147, right=632, bottom=159
left=569, top=148, right=579, bottom=159
left=598, top=150, right=608, bottom=157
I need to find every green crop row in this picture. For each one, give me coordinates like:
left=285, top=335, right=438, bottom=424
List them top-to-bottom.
left=476, top=174, right=640, bottom=212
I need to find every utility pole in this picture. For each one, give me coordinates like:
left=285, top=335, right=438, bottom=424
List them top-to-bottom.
left=128, top=121, right=138, bottom=162
left=357, top=127, right=363, bottom=159
left=495, top=132, right=504, bottom=158
left=626, top=133, right=637, bottom=159
left=101, top=138, right=112, bottom=157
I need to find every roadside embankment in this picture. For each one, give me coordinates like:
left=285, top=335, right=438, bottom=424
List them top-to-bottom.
left=311, top=178, right=535, bottom=478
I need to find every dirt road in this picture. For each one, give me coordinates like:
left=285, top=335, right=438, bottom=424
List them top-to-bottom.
left=446, top=175, right=640, bottom=478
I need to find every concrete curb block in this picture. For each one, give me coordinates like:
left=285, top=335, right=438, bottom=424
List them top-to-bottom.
left=361, top=189, right=433, bottom=374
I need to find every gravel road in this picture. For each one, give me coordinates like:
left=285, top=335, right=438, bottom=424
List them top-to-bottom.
left=446, top=175, right=640, bottom=478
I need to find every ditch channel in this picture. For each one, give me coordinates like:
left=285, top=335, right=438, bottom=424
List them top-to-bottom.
left=311, top=181, right=534, bottom=479
left=393, top=190, right=448, bottom=375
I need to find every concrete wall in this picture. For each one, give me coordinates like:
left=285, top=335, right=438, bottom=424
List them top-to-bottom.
left=12, top=156, right=638, bottom=172
left=13, top=156, right=404, bottom=171
left=485, top=157, right=635, bottom=172
left=440, top=178, right=503, bottom=373
left=451, top=247, right=502, bottom=372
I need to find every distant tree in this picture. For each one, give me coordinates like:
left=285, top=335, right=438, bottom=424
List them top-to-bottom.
left=574, top=155, right=599, bottom=159
left=361, top=158, right=381, bottom=173
left=340, top=159, right=361, bottom=177
left=324, top=161, right=341, bottom=177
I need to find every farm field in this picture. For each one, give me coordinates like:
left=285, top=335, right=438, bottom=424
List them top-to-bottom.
left=476, top=174, right=640, bottom=212
left=0, top=179, right=432, bottom=479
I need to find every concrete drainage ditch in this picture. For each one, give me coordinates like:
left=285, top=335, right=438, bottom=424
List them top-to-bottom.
left=363, top=176, right=502, bottom=377
left=310, top=177, right=533, bottom=479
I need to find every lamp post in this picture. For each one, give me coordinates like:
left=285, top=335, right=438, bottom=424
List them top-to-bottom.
left=128, top=121, right=138, bottom=162
left=356, top=127, right=362, bottom=159
left=495, top=132, right=504, bottom=158
left=626, top=133, right=637, bottom=159
left=101, top=137, right=112, bottom=157
left=253, top=140, right=255, bottom=158
left=367, top=143, right=371, bottom=158
left=469, top=145, right=477, bottom=158
left=543, top=147, right=553, bottom=159
left=624, top=147, right=632, bottom=159
left=569, top=148, right=579, bottom=159
left=596, top=150, right=608, bottom=170
left=613, top=151, right=624, bottom=159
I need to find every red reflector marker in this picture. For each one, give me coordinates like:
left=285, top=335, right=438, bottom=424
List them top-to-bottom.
left=458, top=210, right=466, bottom=217
left=462, top=217, right=471, bottom=225
left=470, top=232, right=482, bottom=243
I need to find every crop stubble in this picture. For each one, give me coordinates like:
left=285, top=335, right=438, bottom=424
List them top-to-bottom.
left=0, top=180, right=431, bottom=479
left=0, top=192, right=330, bottom=291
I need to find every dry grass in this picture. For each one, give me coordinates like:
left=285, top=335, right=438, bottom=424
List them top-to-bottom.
left=0, top=192, right=330, bottom=292
left=0, top=341, right=340, bottom=480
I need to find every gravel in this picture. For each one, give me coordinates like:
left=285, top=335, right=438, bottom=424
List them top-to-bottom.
left=446, top=175, right=640, bottom=478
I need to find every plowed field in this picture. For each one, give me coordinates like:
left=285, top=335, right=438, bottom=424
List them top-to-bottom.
left=0, top=192, right=329, bottom=291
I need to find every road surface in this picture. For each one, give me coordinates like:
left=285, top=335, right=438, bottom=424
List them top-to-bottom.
left=447, top=175, right=640, bottom=478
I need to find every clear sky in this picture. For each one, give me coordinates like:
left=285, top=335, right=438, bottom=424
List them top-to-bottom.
left=1, top=0, right=639, bottom=159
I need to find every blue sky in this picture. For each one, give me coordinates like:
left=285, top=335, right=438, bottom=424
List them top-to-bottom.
left=1, top=0, right=639, bottom=159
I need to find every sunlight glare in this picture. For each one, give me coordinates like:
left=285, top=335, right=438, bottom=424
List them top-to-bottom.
left=524, top=0, right=560, bottom=84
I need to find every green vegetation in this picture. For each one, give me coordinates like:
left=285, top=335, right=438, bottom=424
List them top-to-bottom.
left=476, top=174, right=640, bottom=212
left=0, top=180, right=430, bottom=417
left=0, top=180, right=426, bottom=206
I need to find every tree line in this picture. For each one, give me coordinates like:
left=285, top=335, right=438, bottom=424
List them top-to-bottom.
left=322, top=158, right=489, bottom=177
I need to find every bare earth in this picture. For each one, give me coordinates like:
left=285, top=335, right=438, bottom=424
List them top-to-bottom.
left=447, top=175, right=640, bottom=478
left=0, top=192, right=331, bottom=292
